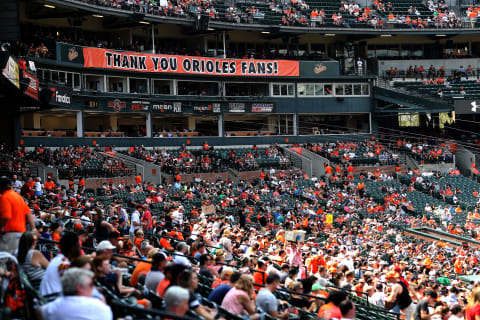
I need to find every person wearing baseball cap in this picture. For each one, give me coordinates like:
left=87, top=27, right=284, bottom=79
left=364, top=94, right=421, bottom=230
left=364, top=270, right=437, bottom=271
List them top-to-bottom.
left=385, top=271, right=414, bottom=320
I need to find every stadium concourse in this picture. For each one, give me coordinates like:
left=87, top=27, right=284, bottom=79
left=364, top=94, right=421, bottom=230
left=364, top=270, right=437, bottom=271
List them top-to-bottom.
left=0, top=140, right=480, bottom=320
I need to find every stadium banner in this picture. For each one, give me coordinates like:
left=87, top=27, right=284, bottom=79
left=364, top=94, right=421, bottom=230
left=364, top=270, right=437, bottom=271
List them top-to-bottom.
left=57, top=43, right=84, bottom=64
left=82, top=47, right=300, bottom=77
left=2, top=57, right=19, bottom=88
left=299, top=61, right=340, bottom=77
left=23, top=71, right=39, bottom=100
left=49, top=85, right=73, bottom=107
left=105, top=98, right=150, bottom=112
left=455, top=100, right=480, bottom=114
left=151, top=102, right=183, bottom=113
left=191, top=102, right=222, bottom=114
left=226, top=102, right=275, bottom=113
left=250, top=103, right=274, bottom=113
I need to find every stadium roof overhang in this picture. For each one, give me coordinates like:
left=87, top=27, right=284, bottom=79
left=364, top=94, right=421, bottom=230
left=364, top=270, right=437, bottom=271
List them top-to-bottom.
left=39, top=0, right=480, bottom=35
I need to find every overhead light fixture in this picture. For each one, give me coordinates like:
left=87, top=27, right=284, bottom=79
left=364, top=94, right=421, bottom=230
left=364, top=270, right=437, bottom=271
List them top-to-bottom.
left=44, top=4, right=55, bottom=8
left=92, top=14, right=104, bottom=18
left=139, top=21, right=150, bottom=24
left=208, top=27, right=215, bottom=31
left=261, top=31, right=270, bottom=34
left=324, top=33, right=335, bottom=36
left=380, top=34, right=392, bottom=37
left=436, top=34, right=447, bottom=37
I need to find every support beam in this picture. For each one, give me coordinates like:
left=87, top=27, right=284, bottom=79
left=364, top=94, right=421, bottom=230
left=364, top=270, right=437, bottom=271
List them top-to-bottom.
left=76, top=111, right=83, bottom=138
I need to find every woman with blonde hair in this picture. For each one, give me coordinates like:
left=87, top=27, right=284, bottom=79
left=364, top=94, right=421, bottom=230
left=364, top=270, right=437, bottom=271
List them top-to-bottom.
left=221, top=274, right=260, bottom=319
left=288, top=281, right=311, bottom=310
left=466, top=287, right=480, bottom=320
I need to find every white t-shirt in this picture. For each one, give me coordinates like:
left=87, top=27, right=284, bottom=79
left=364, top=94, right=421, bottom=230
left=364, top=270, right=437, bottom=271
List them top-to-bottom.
left=13, top=180, right=23, bottom=193
left=34, top=181, right=43, bottom=192
left=172, top=210, right=183, bottom=225
left=130, top=211, right=140, bottom=233
left=173, top=251, right=191, bottom=267
left=40, top=254, right=70, bottom=296
left=41, top=296, right=113, bottom=320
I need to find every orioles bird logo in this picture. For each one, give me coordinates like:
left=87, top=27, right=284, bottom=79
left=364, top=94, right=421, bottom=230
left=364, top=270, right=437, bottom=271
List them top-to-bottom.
left=314, top=63, right=327, bottom=74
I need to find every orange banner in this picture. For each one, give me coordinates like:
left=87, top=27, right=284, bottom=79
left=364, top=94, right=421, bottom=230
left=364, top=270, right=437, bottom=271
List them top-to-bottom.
left=83, top=47, right=299, bottom=77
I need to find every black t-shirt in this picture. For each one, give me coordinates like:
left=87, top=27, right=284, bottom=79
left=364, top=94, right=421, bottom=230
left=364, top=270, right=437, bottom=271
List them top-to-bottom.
left=95, top=217, right=109, bottom=241
left=199, top=266, right=213, bottom=279
left=289, top=296, right=311, bottom=309
left=414, top=299, right=429, bottom=320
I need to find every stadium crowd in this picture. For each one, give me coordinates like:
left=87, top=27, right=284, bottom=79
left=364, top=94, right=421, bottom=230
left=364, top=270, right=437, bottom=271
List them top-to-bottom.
left=27, top=0, right=467, bottom=29
left=1, top=141, right=480, bottom=320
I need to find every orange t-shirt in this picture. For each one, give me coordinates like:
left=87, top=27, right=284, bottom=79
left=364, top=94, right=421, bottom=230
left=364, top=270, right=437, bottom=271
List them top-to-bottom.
left=135, top=175, right=142, bottom=184
left=0, top=189, right=31, bottom=232
left=160, top=238, right=173, bottom=250
left=130, top=259, right=152, bottom=286
left=253, top=269, right=265, bottom=290
left=157, top=278, right=171, bottom=297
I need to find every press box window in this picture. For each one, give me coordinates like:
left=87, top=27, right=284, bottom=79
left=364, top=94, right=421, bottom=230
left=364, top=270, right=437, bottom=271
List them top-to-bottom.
left=271, top=83, right=294, bottom=97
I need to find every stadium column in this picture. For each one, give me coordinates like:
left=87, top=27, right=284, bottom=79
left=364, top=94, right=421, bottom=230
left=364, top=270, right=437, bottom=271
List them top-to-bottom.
left=76, top=111, right=83, bottom=137
left=146, top=112, right=152, bottom=138
left=293, top=113, right=298, bottom=136
left=218, top=114, right=224, bottom=137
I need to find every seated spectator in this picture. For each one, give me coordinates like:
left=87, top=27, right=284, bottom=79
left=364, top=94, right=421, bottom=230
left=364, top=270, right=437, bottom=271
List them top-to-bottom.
left=18, top=231, right=49, bottom=286
left=40, top=232, right=80, bottom=296
left=144, top=252, right=167, bottom=292
left=37, top=268, right=113, bottom=320
left=179, top=270, right=218, bottom=320
left=208, top=271, right=242, bottom=305
left=256, top=273, right=293, bottom=319
left=221, top=274, right=260, bottom=319
left=164, top=286, right=190, bottom=317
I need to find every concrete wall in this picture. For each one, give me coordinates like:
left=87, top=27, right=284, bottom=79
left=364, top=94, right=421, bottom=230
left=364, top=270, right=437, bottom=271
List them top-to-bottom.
left=21, top=134, right=371, bottom=148
left=284, top=148, right=313, bottom=178
left=300, top=148, right=328, bottom=178
left=110, top=152, right=162, bottom=185
left=86, top=177, right=136, bottom=190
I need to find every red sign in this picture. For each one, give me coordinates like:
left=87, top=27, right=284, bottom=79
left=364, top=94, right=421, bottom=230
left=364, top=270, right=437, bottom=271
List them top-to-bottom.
left=83, top=47, right=299, bottom=77
left=23, top=71, right=39, bottom=100
left=108, top=99, right=127, bottom=112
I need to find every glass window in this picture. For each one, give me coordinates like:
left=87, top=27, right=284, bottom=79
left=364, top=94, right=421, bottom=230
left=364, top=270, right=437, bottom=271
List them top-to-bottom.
left=51, top=71, right=59, bottom=83
left=59, top=72, right=66, bottom=85
left=66, top=73, right=73, bottom=87
left=73, top=73, right=81, bottom=90
left=129, top=78, right=148, bottom=94
left=152, top=80, right=172, bottom=95
left=298, top=83, right=306, bottom=96
left=272, top=84, right=280, bottom=96
left=280, top=84, right=288, bottom=96
left=287, top=84, right=294, bottom=96
left=306, top=84, right=314, bottom=96
left=315, top=84, right=323, bottom=96
left=324, top=84, right=333, bottom=95
left=335, top=84, right=344, bottom=96
left=344, top=84, right=353, bottom=95
left=354, top=84, right=362, bottom=95
left=362, top=84, right=369, bottom=96
left=398, top=113, right=420, bottom=127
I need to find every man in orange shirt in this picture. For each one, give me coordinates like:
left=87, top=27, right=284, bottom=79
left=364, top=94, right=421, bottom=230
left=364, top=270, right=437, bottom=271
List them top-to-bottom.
left=0, top=177, right=36, bottom=253
left=253, top=260, right=268, bottom=290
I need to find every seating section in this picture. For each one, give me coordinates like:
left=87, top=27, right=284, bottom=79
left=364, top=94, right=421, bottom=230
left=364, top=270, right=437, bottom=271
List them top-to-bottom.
left=395, top=80, right=480, bottom=100
left=125, top=145, right=292, bottom=174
